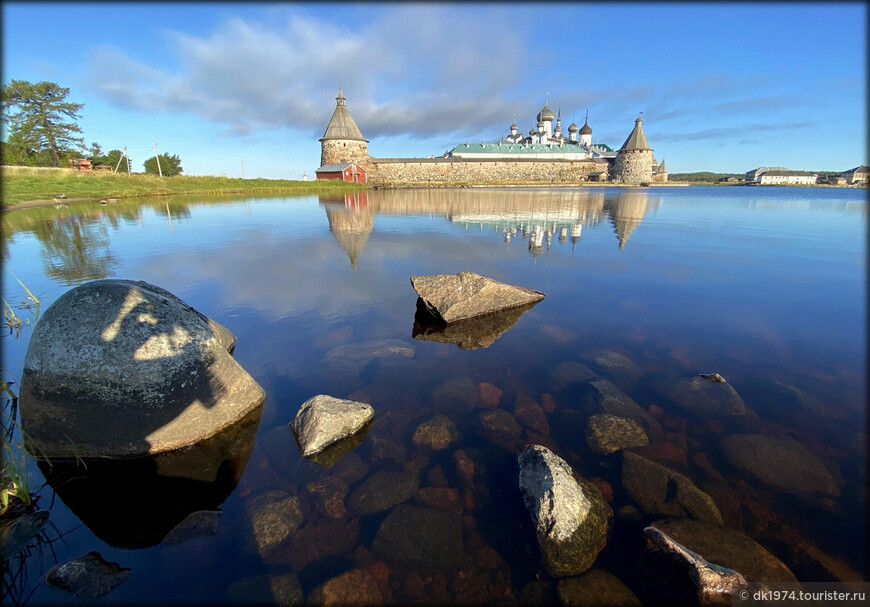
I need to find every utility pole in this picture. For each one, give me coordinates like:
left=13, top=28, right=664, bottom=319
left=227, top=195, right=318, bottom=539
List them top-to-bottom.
left=153, top=141, right=163, bottom=177
left=125, top=146, right=131, bottom=175
left=241, top=156, right=246, bottom=179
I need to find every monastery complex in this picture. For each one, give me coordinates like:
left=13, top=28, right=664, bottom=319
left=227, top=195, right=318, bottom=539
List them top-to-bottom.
left=317, top=90, right=668, bottom=186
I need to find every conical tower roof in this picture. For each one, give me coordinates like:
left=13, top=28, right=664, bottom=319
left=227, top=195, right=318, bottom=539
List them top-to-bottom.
left=320, top=88, right=368, bottom=143
left=619, top=116, right=652, bottom=151
left=657, top=158, right=667, bottom=172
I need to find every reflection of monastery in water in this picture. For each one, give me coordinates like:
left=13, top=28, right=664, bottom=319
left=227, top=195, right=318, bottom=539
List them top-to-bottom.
left=319, top=89, right=668, bottom=185
left=321, top=189, right=661, bottom=269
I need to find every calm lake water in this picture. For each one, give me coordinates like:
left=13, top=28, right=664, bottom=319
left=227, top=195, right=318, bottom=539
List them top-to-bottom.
left=1, top=185, right=867, bottom=604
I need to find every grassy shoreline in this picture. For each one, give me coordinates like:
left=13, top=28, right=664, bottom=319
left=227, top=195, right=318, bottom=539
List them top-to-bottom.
left=1, top=167, right=365, bottom=209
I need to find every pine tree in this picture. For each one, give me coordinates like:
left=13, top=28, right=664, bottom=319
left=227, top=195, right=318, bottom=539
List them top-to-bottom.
left=1, top=80, right=85, bottom=167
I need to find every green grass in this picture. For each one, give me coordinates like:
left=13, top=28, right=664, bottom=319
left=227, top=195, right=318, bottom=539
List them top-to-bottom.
left=1, top=167, right=365, bottom=207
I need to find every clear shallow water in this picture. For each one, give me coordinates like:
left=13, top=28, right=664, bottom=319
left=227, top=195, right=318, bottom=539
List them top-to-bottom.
left=1, top=186, right=866, bottom=604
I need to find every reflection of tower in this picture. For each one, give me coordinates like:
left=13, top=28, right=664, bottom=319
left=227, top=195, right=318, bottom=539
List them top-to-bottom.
left=605, top=191, right=650, bottom=250
left=324, top=203, right=374, bottom=271
left=569, top=224, right=582, bottom=254
left=528, top=225, right=545, bottom=258
left=558, top=226, right=568, bottom=244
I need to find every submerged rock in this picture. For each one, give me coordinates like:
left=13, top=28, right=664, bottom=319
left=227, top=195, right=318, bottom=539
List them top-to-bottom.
left=410, top=271, right=545, bottom=324
left=19, top=279, right=265, bottom=459
left=412, top=300, right=539, bottom=349
left=324, top=339, right=415, bottom=377
left=579, top=349, right=642, bottom=385
left=548, top=361, right=598, bottom=392
left=651, top=374, right=746, bottom=418
left=432, top=376, right=478, bottom=413
left=582, top=379, right=665, bottom=443
left=290, top=395, right=374, bottom=459
left=514, top=395, right=550, bottom=434
left=412, top=414, right=460, bottom=451
left=585, top=414, right=649, bottom=455
left=720, top=434, right=839, bottom=497
left=518, top=445, right=613, bottom=577
left=622, top=452, right=723, bottom=525
left=347, top=470, right=419, bottom=516
left=305, top=476, right=349, bottom=519
left=243, top=490, right=303, bottom=557
left=372, top=504, right=463, bottom=569
left=162, top=510, right=220, bottom=545
left=648, top=518, right=799, bottom=584
left=644, top=525, right=747, bottom=607
left=45, top=551, right=131, bottom=599
left=308, top=568, right=383, bottom=605
left=556, top=569, right=642, bottom=607
left=226, top=572, right=303, bottom=606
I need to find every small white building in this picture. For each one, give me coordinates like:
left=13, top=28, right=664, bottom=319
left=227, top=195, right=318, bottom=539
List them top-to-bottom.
left=745, top=166, right=788, bottom=182
left=757, top=170, right=817, bottom=185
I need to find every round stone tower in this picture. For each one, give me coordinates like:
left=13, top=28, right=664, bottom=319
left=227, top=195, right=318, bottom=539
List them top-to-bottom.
left=320, top=88, right=370, bottom=168
left=611, top=115, right=654, bottom=185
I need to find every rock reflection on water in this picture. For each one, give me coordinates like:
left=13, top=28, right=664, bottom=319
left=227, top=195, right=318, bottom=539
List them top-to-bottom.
left=412, top=300, right=541, bottom=350
left=37, top=406, right=260, bottom=549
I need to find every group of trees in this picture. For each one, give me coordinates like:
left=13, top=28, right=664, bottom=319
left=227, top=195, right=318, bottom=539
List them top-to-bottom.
left=1, top=79, right=182, bottom=176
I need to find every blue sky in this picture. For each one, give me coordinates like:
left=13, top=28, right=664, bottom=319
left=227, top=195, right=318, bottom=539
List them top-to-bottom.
left=2, top=2, right=866, bottom=179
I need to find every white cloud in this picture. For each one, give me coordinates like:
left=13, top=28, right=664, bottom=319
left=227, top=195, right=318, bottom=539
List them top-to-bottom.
left=86, top=7, right=544, bottom=140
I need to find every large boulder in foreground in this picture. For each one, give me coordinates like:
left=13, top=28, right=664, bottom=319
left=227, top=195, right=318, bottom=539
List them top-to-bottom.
left=411, top=271, right=545, bottom=324
left=19, top=279, right=264, bottom=459
left=290, top=395, right=374, bottom=459
left=518, top=445, right=613, bottom=578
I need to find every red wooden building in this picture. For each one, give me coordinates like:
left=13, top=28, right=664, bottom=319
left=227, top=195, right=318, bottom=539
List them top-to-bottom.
left=315, top=162, right=366, bottom=183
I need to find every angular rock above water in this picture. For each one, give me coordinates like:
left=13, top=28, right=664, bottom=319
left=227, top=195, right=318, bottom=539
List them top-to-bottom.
left=410, top=271, right=545, bottom=324
left=19, top=279, right=265, bottom=459
left=412, top=301, right=539, bottom=350
left=651, top=374, right=746, bottom=418
left=290, top=395, right=374, bottom=459
left=585, top=414, right=649, bottom=455
left=720, top=434, right=839, bottom=497
left=518, top=444, right=613, bottom=577
left=622, top=452, right=723, bottom=525
left=372, top=504, right=463, bottom=569
left=644, top=525, right=747, bottom=607
left=45, top=551, right=131, bottom=599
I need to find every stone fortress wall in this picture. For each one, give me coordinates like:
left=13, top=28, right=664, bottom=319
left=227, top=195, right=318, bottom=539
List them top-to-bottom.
left=318, top=90, right=665, bottom=186
left=368, top=158, right=609, bottom=184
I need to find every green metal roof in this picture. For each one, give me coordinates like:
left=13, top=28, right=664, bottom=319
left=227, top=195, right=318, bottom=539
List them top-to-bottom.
left=449, top=142, right=604, bottom=155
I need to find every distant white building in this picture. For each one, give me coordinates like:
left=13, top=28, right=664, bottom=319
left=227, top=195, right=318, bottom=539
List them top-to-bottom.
left=841, top=165, right=869, bottom=184
left=745, top=166, right=788, bottom=182
left=756, top=170, right=817, bottom=185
